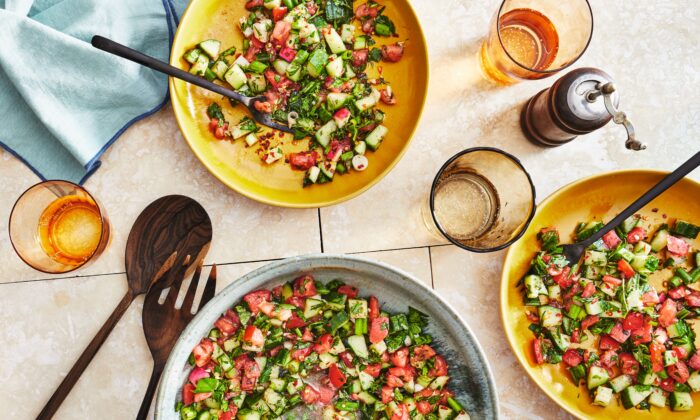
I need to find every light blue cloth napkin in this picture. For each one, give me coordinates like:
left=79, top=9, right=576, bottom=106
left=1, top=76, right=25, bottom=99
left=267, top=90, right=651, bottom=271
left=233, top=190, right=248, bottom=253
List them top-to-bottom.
left=0, top=0, right=188, bottom=183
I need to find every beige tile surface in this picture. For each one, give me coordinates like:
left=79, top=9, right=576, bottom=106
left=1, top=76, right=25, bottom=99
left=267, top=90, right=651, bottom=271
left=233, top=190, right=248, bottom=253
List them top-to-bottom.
left=0, top=104, right=321, bottom=284
left=431, top=245, right=573, bottom=419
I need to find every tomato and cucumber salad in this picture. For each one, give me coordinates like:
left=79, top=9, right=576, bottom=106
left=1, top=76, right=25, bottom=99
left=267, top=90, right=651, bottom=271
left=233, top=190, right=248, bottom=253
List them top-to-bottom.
left=182, top=0, right=406, bottom=187
left=521, top=216, right=700, bottom=411
left=176, top=275, right=469, bottom=420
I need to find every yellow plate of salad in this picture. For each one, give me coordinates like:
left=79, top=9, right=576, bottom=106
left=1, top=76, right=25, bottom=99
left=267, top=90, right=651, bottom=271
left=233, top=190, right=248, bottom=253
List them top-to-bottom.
left=170, top=0, right=428, bottom=208
left=501, top=170, right=700, bottom=419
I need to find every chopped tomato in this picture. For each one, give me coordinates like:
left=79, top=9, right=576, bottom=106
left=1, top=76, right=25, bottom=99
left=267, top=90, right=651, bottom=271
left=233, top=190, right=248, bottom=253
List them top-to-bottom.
left=245, top=0, right=263, bottom=10
left=355, top=3, right=379, bottom=18
left=271, top=6, right=287, bottom=21
left=271, top=20, right=291, bottom=45
left=381, top=43, right=404, bottom=63
left=352, top=49, right=369, bottom=67
left=380, top=89, right=397, bottom=105
left=208, top=118, right=219, bottom=132
left=214, top=124, right=227, bottom=139
left=289, top=152, right=317, bottom=171
left=626, top=227, right=646, bottom=244
left=602, top=230, right=622, bottom=249
left=667, top=235, right=690, bottom=256
left=617, top=259, right=636, bottom=279
left=552, top=266, right=573, bottom=288
left=293, top=275, right=317, bottom=297
left=602, top=275, right=622, bottom=287
left=581, top=282, right=596, bottom=298
left=337, top=285, right=359, bottom=298
left=668, top=286, right=691, bottom=300
left=243, top=290, right=271, bottom=314
left=642, top=290, right=660, bottom=306
left=685, top=292, right=700, bottom=307
left=285, top=296, right=305, bottom=309
left=368, top=296, right=380, bottom=319
left=658, top=299, right=678, bottom=328
left=258, top=301, right=276, bottom=317
left=623, top=312, right=645, bottom=330
left=286, top=313, right=306, bottom=329
left=214, top=315, right=239, bottom=336
left=581, top=315, right=600, bottom=331
left=369, top=316, right=390, bottom=344
left=631, top=321, right=652, bottom=345
left=609, top=322, right=631, bottom=343
left=243, top=325, right=265, bottom=348
left=301, top=327, right=314, bottom=342
left=654, top=327, right=668, bottom=344
left=313, top=334, right=334, bottom=354
left=599, top=335, right=621, bottom=351
left=193, top=338, right=214, bottom=367
left=533, top=338, right=545, bottom=364
left=650, top=342, right=665, bottom=372
left=412, top=345, right=437, bottom=364
left=673, top=345, right=689, bottom=360
left=292, top=346, right=312, bottom=361
left=390, top=347, right=409, bottom=368
left=562, top=349, right=583, bottom=367
left=600, top=350, right=618, bottom=368
left=339, top=351, right=354, bottom=368
left=688, top=351, right=700, bottom=370
left=619, top=353, right=640, bottom=376
left=234, top=355, right=249, bottom=371
left=429, top=355, right=448, bottom=376
left=241, top=359, right=260, bottom=391
left=668, top=361, right=690, bottom=383
left=329, top=363, right=347, bottom=388
left=364, top=363, right=382, bottom=378
left=386, top=374, right=404, bottom=388
left=659, top=377, right=676, bottom=392
left=182, top=383, right=195, bottom=405
left=317, top=384, right=336, bottom=404
left=300, top=385, right=320, bottom=404
left=381, top=385, right=394, bottom=403
left=194, top=392, right=212, bottom=402
left=416, top=400, right=433, bottom=415
left=391, top=404, right=409, bottom=420
left=218, top=406, right=237, bottom=420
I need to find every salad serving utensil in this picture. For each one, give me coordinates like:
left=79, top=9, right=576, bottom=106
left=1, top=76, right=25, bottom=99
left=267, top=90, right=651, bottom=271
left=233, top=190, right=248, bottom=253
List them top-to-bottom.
left=91, top=35, right=293, bottom=134
left=561, top=150, right=700, bottom=266
left=38, top=195, right=212, bottom=419
left=137, top=261, right=217, bottom=420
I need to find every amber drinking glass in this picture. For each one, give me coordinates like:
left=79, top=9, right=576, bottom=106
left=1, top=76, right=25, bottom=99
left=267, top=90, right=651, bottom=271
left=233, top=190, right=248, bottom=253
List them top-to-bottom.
left=479, top=0, right=593, bottom=85
left=424, top=148, right=536, bottom=252
left=9, top=180, right=110, bottom=274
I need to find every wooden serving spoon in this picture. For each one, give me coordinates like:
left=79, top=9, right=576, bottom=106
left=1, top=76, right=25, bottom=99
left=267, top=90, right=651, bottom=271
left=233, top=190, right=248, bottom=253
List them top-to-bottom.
left=38, top=195, right=213, bottom=419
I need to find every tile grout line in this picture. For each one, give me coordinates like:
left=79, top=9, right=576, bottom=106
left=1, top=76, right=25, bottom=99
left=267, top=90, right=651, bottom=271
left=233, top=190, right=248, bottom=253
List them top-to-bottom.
left=317, top=208, right=325, bottom=253
left=2, top=243, right=453, bottom=287
left=428, top=246, right=435, bottom=290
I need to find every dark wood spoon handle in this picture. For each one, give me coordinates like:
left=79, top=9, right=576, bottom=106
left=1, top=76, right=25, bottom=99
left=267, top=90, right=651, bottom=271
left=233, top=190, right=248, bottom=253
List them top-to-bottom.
left=90, top=35, right=250, bottom=107
left=581, top=150, right=700, bottom=248
left=37, top=291, right=134, bottom=420
left=137, top=363, right=165, bottom=420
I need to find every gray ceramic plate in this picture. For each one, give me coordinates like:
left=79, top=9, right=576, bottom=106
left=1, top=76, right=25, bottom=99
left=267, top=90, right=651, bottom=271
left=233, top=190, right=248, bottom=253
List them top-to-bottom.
left=155, top=254, right=499, bottom=419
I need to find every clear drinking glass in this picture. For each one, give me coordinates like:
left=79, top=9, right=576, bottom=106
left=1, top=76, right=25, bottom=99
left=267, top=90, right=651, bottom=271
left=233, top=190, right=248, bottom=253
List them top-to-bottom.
left=479, top=0, right=593, bottom=85
left=424, top=148, right=536, bottom=252
left=9, top=180, right=110, bottom=274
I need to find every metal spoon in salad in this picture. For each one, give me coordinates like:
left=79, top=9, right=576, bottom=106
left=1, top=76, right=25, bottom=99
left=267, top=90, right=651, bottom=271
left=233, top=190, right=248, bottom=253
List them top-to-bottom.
left=91, top=35, right=293, bottom=133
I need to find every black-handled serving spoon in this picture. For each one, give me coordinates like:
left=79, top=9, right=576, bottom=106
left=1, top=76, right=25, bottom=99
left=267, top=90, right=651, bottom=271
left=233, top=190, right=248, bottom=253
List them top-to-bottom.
left=91, top=35, right=293, bottom=133
left=561, top=150, right=700, bottom=266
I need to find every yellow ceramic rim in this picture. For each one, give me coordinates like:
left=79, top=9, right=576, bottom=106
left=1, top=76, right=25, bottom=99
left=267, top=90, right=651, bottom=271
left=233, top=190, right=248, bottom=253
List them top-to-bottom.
left=169, top=0, right=430, bottom=208
left=500, top=169, right=700, bottom=418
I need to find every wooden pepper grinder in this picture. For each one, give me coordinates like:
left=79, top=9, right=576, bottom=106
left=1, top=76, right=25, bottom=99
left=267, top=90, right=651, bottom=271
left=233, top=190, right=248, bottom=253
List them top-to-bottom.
left=521, top=67, right=646, bottom=151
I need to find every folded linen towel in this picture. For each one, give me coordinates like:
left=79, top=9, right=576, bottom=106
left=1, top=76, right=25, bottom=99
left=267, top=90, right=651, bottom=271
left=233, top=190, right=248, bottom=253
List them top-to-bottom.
left=0, top=0, right=188, bottom=183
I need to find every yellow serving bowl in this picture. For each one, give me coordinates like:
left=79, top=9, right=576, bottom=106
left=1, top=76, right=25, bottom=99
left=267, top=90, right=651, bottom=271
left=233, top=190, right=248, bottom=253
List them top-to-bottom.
left=169, top=0, right=429, bottom=208
left=501, top=170, right=700, bottom=419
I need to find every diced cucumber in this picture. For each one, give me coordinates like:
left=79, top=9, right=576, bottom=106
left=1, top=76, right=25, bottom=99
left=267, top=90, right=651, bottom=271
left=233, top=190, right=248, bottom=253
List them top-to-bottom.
left=264, top=0, right=281, bottom=9
left=253, top=20, right=272, bottom=43
left=298, top=21, right=320, bottom=45
left=340, top=24, right=356, bottom=43
left=323, top=27, right=347, bottom=54
left=354, top=35, right=367, bottom=50
left=199, top=39, right=221, bottom=60
left=183, top=48, right=202, bottom=64
left=306, top=49, right=329, bottom=78
left=189, top=54, right=209, bottom=76
left=326, top=55, right=345, bottom=78
left=273, top=59, right=290, bottom=75
left=211, top=60, right=229, bottom=80
left=345, top=62, right=356, bottom=78
left=224, top=64, right=247, bottom=89
left=248, top=73, right=267, bottom=94
left=355, top=88, right=380, bottom=111
left=327, top=92, right=351, bottom=111
left=315, top=120, right=338, bottom=147
left=365, top=125, right=388, bottom=151
left=245, top=133, right=259, bottom=147
left=354, top=141, right=367, bottom=155
left=320, top=161, right=337, bottom=179
left=306, top=166, right=321, bottom=184
left=621, top=215, right=641, bottom=233
left=672, top=220, right=700, bottom=239
left=577, top=221, right=604, bottom=240
left=650, top=227, right=670, bottom=251
left=633, top=241, right=652, bottom=256
left=584, top=250, right=607, bottom=266
left=582, top=264, right=601, bottom=280
left=524, top=274, right=548, bottom=298
left=548, top=284, right=561, bottom=300
left=304, top=298, right=324, bottom=319
left=348, top=299, right=368, bottom=319
left=598, top=300, right=623, bottom=318
left=538, top=306, right=563, bottom=327
left=666, top=321, right=687, bottom=338
left=347, top=335, right=369, bottom=359
left=664, top=350, right=679, bottom=366
left=318, top=352, right=338, bottom=369
left=587, top=365, right=609, bottom=389
left=638, top=370, right=657, bottom=386
left=358, top=371, right=375, bottom=390
left=688, top=371, right=700, bottom=392
left=610, top=374, right=633, bottom=393
left=430, top=376, right=450, bottom=390
left=621, top=385, right=652, bottom=409
left=593, top=386, right=613, bottom=407
left=648, top=386, right=667, bottom=408
left=357, top=391, right=377, bottom=404
left=670, top=391, right=693, bottom=411
left=438, top=405, right=454, bottom=420
left=237, top=409, right=261, bottom=420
